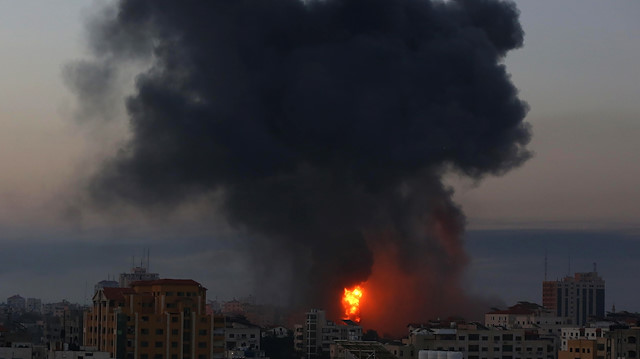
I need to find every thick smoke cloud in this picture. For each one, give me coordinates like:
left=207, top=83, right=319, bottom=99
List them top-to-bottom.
left=72, top=0, right=530, bottom=331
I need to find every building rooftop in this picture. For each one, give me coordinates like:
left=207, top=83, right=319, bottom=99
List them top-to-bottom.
left=129, top=279, right=204, bottom=288
left=102, top=287, right=136, bottom=301
left=333, top=340, right=398, bottom=359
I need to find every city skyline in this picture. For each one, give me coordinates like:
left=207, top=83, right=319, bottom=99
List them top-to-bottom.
left=0, top=0, right=639, bottom=324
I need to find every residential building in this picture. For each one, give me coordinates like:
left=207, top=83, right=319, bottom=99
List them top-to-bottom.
left=118, top=266, right=159, bottom=288
left=543, top=272, right=605, bottom=325
left=84, top=278, right=225, bottom=359
left=94, top=280, right=119, bottom=294
left=7, top=295, right=26, bottom=311
left=26, top=298, right=42, bottom=313
left=296, top=309, right=362, bottom=359
left=224, top=316, right=263, bottom=357
left=386, top=321, right=557, bottom=359
left=560, top=328, right=608, bottom=351
left=608, top=328, right=640, bottom=359
left=558, top=339, right=598, bottom=359
left=330, top=340, right=399, bottom=359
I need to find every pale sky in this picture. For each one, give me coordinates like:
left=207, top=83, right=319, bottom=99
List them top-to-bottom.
left=0, top=0, right=639, bottom=312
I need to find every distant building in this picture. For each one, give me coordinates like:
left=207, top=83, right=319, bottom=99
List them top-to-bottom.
left=118, top=266, right=159, bottom=287
left=543, top=271, right=605, bottom=325
left=84, top=278, right=225, bottom=359
left=93, top=280, right=119, bottom=294
left=7, top=294, right=26, bottom=310
left=26, top=298, right=42, bottom=313
left=295, top=309, right=363, bottom=359
left=224, top=316, right=263, bottom=357
left=386, top=321, right=557, bottom=359
left=560, top=327, right=608, bottom=351
left=608, top=328, right=640, bottom=359
left=330, top=340, right=399, bottom=359
left=48, top=349, right=112, bottom=359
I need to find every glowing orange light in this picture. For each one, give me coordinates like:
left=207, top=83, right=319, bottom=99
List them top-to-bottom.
left=342, top=285, right=364, bottom=322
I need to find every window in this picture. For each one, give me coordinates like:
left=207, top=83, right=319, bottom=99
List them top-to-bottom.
left=142, top=316, right=149, bottom=322
left=172, top=317, right=179, bottom=323
left=156, top=329, right=163, bottom=335
left=172, top=329, right=179, bottom=335
left=199, top=329, right=207, bottom=335
left=459, top=336, right=466, bottom=341
left=141, top=341, right=149, bottom=347
left=155, top=341, right=163, bottom=348
left=172, top=342, right=178, bottom=348
left=198, top=342, right=207, bottom=348
left=140, top=355, right=148, bottom=359
left=154, top=355, right=162, bottom=359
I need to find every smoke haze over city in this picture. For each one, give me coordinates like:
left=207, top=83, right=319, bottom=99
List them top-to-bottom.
left=0, top=0, right=640, bottom=337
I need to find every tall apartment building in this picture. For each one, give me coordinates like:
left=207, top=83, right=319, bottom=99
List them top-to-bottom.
left=543, top=272, right=605, bottom=325
left=84, top=279, right=225, bottom=359
left=295, top=309, right=363, bottom=359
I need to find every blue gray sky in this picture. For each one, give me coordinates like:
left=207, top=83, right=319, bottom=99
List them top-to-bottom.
left=0, top=0, right=639, bottom=314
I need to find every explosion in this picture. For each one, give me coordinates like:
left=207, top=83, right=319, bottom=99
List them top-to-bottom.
left=71, top=0, right=531, bottom=333
left=342, top=285, right=364, bottom=322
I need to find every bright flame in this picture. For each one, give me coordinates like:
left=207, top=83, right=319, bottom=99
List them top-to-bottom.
left=342, top=285, right=364, bottom=322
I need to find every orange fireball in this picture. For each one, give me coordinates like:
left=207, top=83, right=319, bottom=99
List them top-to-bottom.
left=342, top=285, right=364, bottom=322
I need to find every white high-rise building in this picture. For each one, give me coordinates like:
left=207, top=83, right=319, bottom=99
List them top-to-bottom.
left=296, top=309, right=362, bottom=359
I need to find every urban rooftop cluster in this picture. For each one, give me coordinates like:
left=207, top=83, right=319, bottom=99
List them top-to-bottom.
left=2, top=264, right=639, bottom=359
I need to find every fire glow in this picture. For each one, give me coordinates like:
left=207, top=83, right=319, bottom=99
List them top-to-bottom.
left=342, top=285, right=364, bottom=322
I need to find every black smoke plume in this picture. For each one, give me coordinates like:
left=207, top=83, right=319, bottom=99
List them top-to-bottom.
left=71, top=0, right=530, bottom=330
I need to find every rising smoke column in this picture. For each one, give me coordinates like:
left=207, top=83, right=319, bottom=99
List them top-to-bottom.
left=71, top=0, right=531, bottom=332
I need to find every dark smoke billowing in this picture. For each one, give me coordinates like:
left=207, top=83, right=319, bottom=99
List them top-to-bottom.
left=71, top=0, right=530, bottom=332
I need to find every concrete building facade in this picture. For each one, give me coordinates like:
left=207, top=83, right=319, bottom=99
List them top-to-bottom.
left=543, top=272, right=605, bottom=326
left=84, top=279, right=225, bottom=359
left=296, top=309, right=363, bottom=359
